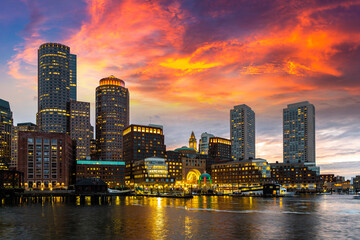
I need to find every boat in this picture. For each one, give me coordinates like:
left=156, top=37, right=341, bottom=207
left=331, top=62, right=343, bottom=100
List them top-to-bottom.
left=279, top=186, right=295, bottom=197
left=353, top=192, right=360, bottom=199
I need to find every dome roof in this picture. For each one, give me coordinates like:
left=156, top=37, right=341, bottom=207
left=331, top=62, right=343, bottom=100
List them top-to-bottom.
left=199, top=173, right=211, bottom=180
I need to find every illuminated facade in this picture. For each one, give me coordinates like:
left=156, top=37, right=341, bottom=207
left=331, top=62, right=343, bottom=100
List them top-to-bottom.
left=37, top=43, right=72, bottom=133
left=69, top=54, right=77, bottom=100
left=96, top=75, right=129, bottom=161
left=0, top=99, right=13, bottom=167
left=68, top=100, right=91, bottom=161
left=283, top=101, right=315, bottom=164
left=230, top=104, right=255, bottom=160
left=11, top=122, right=38, bottom=169
left=123, top=124, right=165, bottom=185
left=18, top=131, right=75, bottom=190
left=189, top=131, right=197, bottom=151
left=198, top=132, right=214, bottom=154
left=207, top=137, right=232, bottom=173
left=165, top=150, right=183, bottom=182
left=132, top=157, right=174, bottom=186
left=182, top=157, right=206, bottom=184
left=212, top=159, right=270, bottom=191
left=76, top=160, right=125, bottom=188
left=270, top=162, right=320, bottom=191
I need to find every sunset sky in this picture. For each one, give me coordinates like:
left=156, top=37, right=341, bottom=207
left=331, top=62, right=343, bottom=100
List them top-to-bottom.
left=1, top=0, right=360, bottom=178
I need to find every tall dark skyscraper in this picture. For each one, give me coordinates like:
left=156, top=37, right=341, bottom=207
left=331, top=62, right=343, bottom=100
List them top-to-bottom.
left=37, top=43, right=71, bottom=133
left=69, top=54, right=77, bottom=100
left=96, top=76, right=129, bottom=161
left=0, top=98, right=13, bottom=167
left=283, top=101, right=315, bottom=164
left=230, top=104, right=255, bottom=161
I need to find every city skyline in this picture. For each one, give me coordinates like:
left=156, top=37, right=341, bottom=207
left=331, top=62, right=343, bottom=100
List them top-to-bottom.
left=1, top=1, right=360, bottom=178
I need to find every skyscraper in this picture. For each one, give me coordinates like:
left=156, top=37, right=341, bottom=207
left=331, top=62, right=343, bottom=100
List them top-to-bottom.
left=37, top=43, right=71, bottom=133
left=69, top=54, right=77, bottom=101
left=96, top=76, right=129, bottom=161
left=0, top=99, right=13, bottom=167
left=67, top=100, right=91, bottom=161
left=283, top=101, right=315, bottom=164
left=230, top=104, right=255, bottom=161
left=189, top=131, right=197, bottom=151
left=198, top=132, right=214, bottom=154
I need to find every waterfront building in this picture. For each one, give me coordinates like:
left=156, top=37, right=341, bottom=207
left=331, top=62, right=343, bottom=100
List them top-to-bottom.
left=37, top=43, right=71, bottom=133
left=69, top=54, right=77, bottom=100
left=96, top=75, right=129, bottom=161
left=0, top=99, right=13, bottom=168
left=67, top=100, right=91, bottom=161
left=283, top=101, right=315, bottom=164
left=230, top=104, right=255, bottom=161
left=11, top=123, right=38, bottom=169
left=123, top=124, right=165, bottom=185
left=18, top=131, right=75, bottom=190
left=198, top=132, right=214, bottom=154
left=207, top=137, right=232, bottom=173
left=165, top=150, right=183, bottom=182
left=132, top=157, right=174, bottom=189
left=181, top=157, right=206, bottom=185
left=212, top=159, right=271, bottom=193
left=76, top=160, right=125, bottom=188
left=270, top=162, right=320, bottom=191
left=352, top=175, right=360, bottom=192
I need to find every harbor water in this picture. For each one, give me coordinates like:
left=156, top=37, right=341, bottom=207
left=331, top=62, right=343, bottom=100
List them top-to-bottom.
left=1, top=194, right=359, bottom=239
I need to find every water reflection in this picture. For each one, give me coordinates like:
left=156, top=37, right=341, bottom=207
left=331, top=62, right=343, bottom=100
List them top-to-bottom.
left=1, top=195, right=360, bottom=239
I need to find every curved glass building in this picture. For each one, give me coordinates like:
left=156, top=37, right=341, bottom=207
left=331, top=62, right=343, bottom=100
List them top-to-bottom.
left=37, top=43, right=71, bottom=133
left=96, top=76, right=129, bottom=161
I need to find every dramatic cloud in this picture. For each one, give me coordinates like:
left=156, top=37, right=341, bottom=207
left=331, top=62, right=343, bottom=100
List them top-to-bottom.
left=3, top=0, right=360, bottom=178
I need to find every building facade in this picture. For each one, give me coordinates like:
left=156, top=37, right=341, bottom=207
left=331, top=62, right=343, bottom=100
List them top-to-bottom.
left=37, top=43, right=72, bottom=133
left=69, top=54, right=77, bottom=101
left=96, top=75, right=129, bottom=161
left=0, top=99, right=13, bottom=167
left=67, top=100, right=91, bottom=161
left=283, top=101, right=315, bottom=164
left=230, top=104, right=255, bottom=161
left=11, top=122, right=38, bottom=169
left=123, top=124, right=166, bottom=185
left=18, top=131, right=75, bottom=189
left=189, top=131, right=197, bottom=151
left=198, top=132, right=214, bottom=154
left=207, top=137, right=232, bottom=173
left=165, top=150, right=183, bottom=182
left=132, top=157, right=174, bottom=187
left=211, top=159, right=271, bottom=192
left=76, top=160, right=125, bottom=188
left=270, top=162, right=320, bottom=191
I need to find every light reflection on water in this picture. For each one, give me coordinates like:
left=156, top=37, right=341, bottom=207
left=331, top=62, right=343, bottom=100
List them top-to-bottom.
left=1, top=195, right=360, bottom=239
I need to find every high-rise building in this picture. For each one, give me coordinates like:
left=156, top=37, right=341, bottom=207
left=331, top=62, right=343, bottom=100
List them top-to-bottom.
left=37, top=43, right=71, bottom=133
left=69, top=54, right=77, bottom=101
left=96, top=75, right=129, bottom=161
left=0, top=99, right=13, bottom=167
left=67, top=100, right=91, bottom=161
left=283, top=101, right=315, bottom=164
left=230, top=104, right=255, bottom=160
left=11, top=122, right=38, bottom=169
left=123, top=124, right=166, bottom=185
left=18, top=131, right=75, bottom=189
left=189, top=131, right=197, bottom=151
left=198, top=132, right=215, bottom=154
left=207, top=137, right=231, bottom=174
